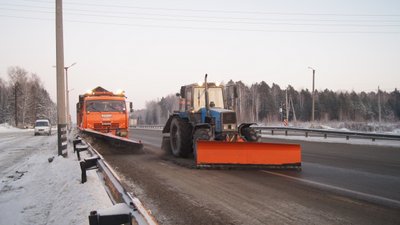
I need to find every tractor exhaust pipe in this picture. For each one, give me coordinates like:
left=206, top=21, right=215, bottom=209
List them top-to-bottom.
left=204, top=74, right=210, bottom=117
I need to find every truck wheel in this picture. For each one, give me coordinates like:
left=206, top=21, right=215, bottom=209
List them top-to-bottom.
left=170, top=117, right=192, bottom=158
left=242, top=127, right=259, bottom=142
left=193, top=128, right=211, bottom=160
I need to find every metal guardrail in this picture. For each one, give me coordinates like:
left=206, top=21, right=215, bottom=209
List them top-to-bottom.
left=131, top=125, right=400, bottom=142
left=131, top=125, right=164, bottom=130
left=254, top=126, right=400, bottom=142
left=78, top=137, right=157, bottom=225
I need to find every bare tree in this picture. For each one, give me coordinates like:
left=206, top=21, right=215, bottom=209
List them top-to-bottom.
left=2, top=66, right=57, bottom=127
left=0, top=78, right=10, bottom=123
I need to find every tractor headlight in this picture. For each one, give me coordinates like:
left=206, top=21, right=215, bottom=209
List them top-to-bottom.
left=223, top=124, right=236, bottom=131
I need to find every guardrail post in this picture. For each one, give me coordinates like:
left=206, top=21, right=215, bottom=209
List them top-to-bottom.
left=271, top=130, right=274, bottom=135
left=285, top=130, right=288, bottom=136
left=305, top=132, right=308, bottom=138
left=324, top=134, right=327, bottom=139
left=346, top=136, right=349, bottom=140
left=73, top=138, right=82, bottom=153
left=372, top=138, right=375, bottom=142
left=76, top=144, right=88, bottom=161
left=80, top=156, right=99, bottom=183
left=89, top=203, right=133, bottom=225
left=89, top=211, right=99, bottom=225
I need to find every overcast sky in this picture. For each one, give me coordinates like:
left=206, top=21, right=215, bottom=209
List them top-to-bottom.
left=1, top=0, right=399, bottom=114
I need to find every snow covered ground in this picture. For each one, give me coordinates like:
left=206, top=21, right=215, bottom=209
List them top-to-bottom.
left=0, top=123, right=398, bottom=225
left=0, top=123, right=23, bottom=133
left=0, top=125, right=112, bottom=225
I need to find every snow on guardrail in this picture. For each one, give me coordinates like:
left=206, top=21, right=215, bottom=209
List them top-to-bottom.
left=80, top=138, right=158, bottom=225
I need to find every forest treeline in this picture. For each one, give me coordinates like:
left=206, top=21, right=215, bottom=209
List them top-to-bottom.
left=0, top=66, right=57, bottom=127
left=137, top=80, right=400, bottom=125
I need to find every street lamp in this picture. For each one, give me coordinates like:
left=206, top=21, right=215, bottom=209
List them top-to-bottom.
left=64, top=62, right=76, bottom=131
left=308, top=67, right=315, bottom=122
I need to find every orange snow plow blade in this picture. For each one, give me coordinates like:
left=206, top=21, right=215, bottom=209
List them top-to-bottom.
left=196, top=141, right=301, bottom=169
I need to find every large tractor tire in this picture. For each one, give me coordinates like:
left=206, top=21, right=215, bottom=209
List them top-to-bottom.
left=170, top=117, right=193, bottom=158
left=242, top=127, right=259, bottom=142
left=192, top=128, right=211, bottom=160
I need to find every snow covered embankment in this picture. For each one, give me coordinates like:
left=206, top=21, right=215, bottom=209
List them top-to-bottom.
left=0, top=129, right=112, bottom=225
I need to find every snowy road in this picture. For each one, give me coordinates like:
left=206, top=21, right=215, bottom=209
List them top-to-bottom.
left=2, top=126, right=398, bottom=225
left=0, top=128, right=112, bottom=225
left=94, top=128, right=400, bottom=225
left=0, top=130, right=49, bottom=177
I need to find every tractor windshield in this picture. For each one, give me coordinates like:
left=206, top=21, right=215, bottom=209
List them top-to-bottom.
left=193, top=87, right=224, bottom=111
left=86, top=100, right=126, bottom=112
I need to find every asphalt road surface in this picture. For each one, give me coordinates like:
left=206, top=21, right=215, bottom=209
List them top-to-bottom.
left=88, top=128, right=400, bottom=225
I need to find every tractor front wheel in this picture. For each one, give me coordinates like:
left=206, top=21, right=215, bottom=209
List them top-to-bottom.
left=242, top=127, right=259, bottom=142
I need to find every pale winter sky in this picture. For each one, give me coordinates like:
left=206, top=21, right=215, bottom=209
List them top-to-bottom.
left=0, top=0, right=399, bottom=115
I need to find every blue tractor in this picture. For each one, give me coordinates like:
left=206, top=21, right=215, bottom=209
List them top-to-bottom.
left=162, top=74, right=259, bottom=158
left=162, top=74, right=301, bottom=169
left=162, top=75, right=301, bottom=168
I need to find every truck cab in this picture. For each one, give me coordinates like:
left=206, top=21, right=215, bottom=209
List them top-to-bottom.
left=77, top=87, right=130, bottom=137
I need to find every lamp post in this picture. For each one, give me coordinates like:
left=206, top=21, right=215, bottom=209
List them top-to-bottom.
left=64, top=62, right=76, bottom=132
left=308, top=67, right=315, bottom=122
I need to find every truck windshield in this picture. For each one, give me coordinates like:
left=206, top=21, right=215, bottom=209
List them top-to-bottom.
left=193, top=87, right=224, bottom=111
left=86, top=100, right=126, bottom=112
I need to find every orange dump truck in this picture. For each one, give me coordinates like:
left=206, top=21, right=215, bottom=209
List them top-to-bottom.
left=77, top=86, right=132, bottom=137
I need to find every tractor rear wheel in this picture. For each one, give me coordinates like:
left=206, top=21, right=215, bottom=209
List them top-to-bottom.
left=170, top=117, right=192, bottom=158
left=242, top=127, right=259, bottom=142
left=193, top=128, right=211, bottom=160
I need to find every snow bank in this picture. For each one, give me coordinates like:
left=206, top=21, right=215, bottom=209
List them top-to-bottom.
left=0, top=123, right=26, bottom=133
left=0, top=135, right=112, bottom=225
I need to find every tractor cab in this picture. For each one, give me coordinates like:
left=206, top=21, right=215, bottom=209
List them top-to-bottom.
left=177, top=82, right=238, bottom=134
left=179, top=82, right=225, bottom=112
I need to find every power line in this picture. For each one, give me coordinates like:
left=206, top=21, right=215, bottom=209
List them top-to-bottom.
left=16, top=0, right=400, bottom=17
left=4, top=3, right=400, bottom=24
left=2, top=7, right=400, bottom=27
left=1, top=14, right=400, bottom=34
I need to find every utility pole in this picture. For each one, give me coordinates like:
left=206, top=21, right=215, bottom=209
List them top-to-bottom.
left=56, top=0, right=67, bottom=156
left=64, top=62, right=76, bottom=132
left=308, top=67, right=316, bottom=122
left=14, top=82, right=19, bottom=127
left=378, top=86, right=382, bottom=128
left=285, top=88, right=289, bottom=121
left=290, top=96, right=297, bottom=122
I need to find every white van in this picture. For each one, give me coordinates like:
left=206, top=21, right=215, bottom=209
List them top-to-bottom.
left=34, top=119, right=52, bottom=136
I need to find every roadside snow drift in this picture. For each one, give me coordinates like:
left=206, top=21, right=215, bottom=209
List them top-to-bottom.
left=0, top=129, right=112, bottom=225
